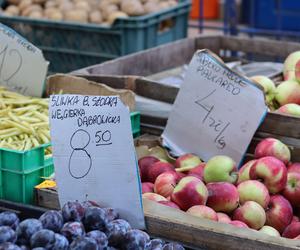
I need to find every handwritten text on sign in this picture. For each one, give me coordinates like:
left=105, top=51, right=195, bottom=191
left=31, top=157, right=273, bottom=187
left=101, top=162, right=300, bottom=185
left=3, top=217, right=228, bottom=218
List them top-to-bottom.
left=0, top=24, right=48, bottom=96
left=162, top=50, right=267, bottom=165
left=49, top=95, right=145, bottom=229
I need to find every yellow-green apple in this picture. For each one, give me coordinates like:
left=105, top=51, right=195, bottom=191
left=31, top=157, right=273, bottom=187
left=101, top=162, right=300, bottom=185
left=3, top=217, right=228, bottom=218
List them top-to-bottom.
left=283, top=51, right=300, bottom=81
left=250, top=76, right=276, bottom=106
left=275, top=80, right=300, bottom=105
left=277, top=104, right=300, bottom=117
left=254, top=138, right=291, bottom=164
left=175, top=153, right=202, bottom=171
left=203, top=155, right=238, bottom=184
left=138, top=156, right=160, bottom=182
left=249, top=156, right=287, bottom=194
left=237, top=160, right=256, bottom=184
left=147, top=161, right=175, bottom=183
left=288, top=162, right=300, bottom=174
left=187, top=163, right=206, bottom=181
left=154, top=171, right=179, bottom=198
left=283, top=172, right=300, bottom=207
left=171, top=176, right=208, bottom=211
left=237, top=180, right=270, bottom=209
left=142, top=182, right=154, bottom=194
left=206, top=182, right=239, bottom=213
left=142, top=192, right=168, bottom=202
left=266, top=195, right=293, bottom=233
left=158, top=201, right=180, bottom=209
left=232, top=201, right=266, bottom=230
left=186, top=205, right=218, bottom=221
left=217, top=213, right=231, bottom=223
left=293, top=216, right=300, bottom=223
left=228, top=220, right=249, bottom=228
left=282, top=222, right=300, bottom=239
left=259, top=226, right=280, bottom=237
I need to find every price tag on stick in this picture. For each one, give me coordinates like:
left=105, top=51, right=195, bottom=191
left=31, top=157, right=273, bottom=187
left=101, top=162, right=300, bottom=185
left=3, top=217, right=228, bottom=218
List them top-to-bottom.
left=0, top=23, right=48, bottom=96
left=162, top=50, right=268, bottom=165
left=49, top=95, right=145, bottom=229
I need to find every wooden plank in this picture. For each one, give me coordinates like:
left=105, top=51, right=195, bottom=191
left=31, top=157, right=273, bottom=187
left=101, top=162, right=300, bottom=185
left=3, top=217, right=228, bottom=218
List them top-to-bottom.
left=36, top=188, right=60, bottom=210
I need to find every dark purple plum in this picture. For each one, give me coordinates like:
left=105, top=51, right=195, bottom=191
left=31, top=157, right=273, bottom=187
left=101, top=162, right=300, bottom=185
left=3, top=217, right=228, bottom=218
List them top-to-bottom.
left=61, top=201, right=85, bottom=222
left=81, top=201, right=101, bottom=209
left=82, top=207, right=107, bottom=232
left=103, top=208, right=119, bottom=222
left=39, top=211, right=63, bottom=233
left=0, top=212, right=19, bottom=230
left=16, top=219, right=43, bottom=245
left=106, top=219, right=131, bottom=248
left=60, top=222, right=85, bottom=242
left=0, top=226, right=16, bottom=244
left=30, top=229, right=55, bottom=249
left=122, top=229, right=150, bottom=250
left=86, top=230, right=108, bottom=249
left=52, top=233, right=69, bottom=250
left=69, top=237, right=97, bottom=250
left=146, top=239, right=165, bottom=250
left=0, top=242, right=21, bottom=250
left=162, top=243, right=185, bottom=250
left=19, top=246, right=29, bottom=250
left=107, top=247, right=118, bottom=250
left=32, top=248, right=46, bottom=250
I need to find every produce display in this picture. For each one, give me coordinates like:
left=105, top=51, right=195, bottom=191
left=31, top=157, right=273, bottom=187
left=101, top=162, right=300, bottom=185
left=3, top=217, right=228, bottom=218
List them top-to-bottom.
left=1, top=0, right=178, bottom=25
left=250, top=51, right=300, bottom=117
left=0, top=87, right=51, bottom=155
left=139, top=137, right=300, bottom=240
left=0, top=200, right=185, bottom=249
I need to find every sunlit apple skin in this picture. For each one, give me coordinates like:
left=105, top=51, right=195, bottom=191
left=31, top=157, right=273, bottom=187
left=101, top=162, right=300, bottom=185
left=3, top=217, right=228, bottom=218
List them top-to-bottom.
left=283, top=51, right=300, bottom=81
left=250, top=75, right=276, bottom=106
left=275, top=80, right=300, bottom=105
left=277, top=104, right=300, bottom=117
left=254, top=138, right=291, bottom=164
left=175, top=153, right=202, bottom=170
left=203, top=155, right=238, bottom=184
left=138, top=156, right=160, bottom=182
left=249, top=156, right=287, bottom=194
left=237, top=160, right=256, bottom=185
left=147, top=162, right=175, bottom=183
left=187, top=163, right=206, bottom=181
left=154, top=171, right=179, bottom=198
left=282, top=172, right=300, bottom=207
left=171, top=176, right=208, bottom=211
left=237, top=180, right=270, bottom=209
left=142, top=182, right=154, bottom=194
left=206, top=182, right=239, bottom=213
left=142, top=192, right=168, bottom=202
left=266, top=195, right=293, bottom=233
left=232, top=201, right=266, bottom=230
left=186, top=205, right=218, bottom=221
left=217, top=213, right=231, bottom=223
left=228, top=220, right=249, bottom=228
left=282, top=222, right=300, bottom=239
left=259, top=226, right=280, bottom=237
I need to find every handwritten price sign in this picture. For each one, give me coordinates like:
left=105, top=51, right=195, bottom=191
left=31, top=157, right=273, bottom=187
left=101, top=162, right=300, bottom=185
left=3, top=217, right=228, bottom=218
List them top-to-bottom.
left=0, top=24, right=48, bottom=96
left=162, top=50, right=267, bottom=165
left=49, top=95, right=145, bottom=229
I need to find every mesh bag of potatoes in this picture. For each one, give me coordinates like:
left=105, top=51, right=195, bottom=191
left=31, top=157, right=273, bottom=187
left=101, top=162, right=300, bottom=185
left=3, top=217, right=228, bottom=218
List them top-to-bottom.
left=1, top=0, right=178, bottom=25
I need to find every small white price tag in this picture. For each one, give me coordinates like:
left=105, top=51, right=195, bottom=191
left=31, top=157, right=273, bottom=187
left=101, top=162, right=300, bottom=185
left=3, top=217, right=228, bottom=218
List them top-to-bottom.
left=0, top=23, right=48, bottom=96
left=162, top=50, right=267, bottom=165
left=49, top=95, right=145, bottom=229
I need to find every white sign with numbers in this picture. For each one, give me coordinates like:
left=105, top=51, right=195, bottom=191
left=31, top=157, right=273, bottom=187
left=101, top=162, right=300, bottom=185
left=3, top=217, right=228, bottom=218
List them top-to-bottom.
left=162, top=50, right=267, bottom=165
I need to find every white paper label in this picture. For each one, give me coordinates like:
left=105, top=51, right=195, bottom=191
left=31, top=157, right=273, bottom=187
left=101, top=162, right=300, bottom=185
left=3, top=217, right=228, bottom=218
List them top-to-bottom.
left=0, top=23, right=48, bottom=97
left=162, top=50, right=267, bottom=165
left=49, top=94, right=145, bottom=229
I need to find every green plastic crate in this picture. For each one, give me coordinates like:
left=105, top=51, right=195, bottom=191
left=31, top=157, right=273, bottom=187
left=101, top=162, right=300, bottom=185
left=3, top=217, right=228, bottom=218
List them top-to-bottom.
left=0, top=0, right=191, bottom=73
left=130, top=111, right=141, bottom=138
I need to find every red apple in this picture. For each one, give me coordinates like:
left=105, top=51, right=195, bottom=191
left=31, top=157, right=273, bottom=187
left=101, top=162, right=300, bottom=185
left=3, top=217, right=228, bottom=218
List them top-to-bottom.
left=283, top=51, right=300, bottom=81
left=275, top=80, right=300, bottom=105
left=277, top=104, right=300, bottom=117
left=254, top=138, right=291, bottom=164
left=175, top=153, right=202, bottom=171
left=138, top=156, right=159, bottom=182
left=250, top=156, right=287, bottom=194
left=237, top=160, right=256, bottom=184
left=147, top=162, right=175, bottom=183
left=288, top=162, right=300, bottom=174
left=187, top=163, right=206, bottom=180
left=154, top=171, right=179, bottom=198
left=176, top=172, right=186, bottom=179
left=283, top=172, right=300, bottom=207
left=171, top=176, right=208, bottom=211
left=237, top=180, right=270, bottom=209
left=142, top=182, right=154, bottom=194
left=206, top=182, right=239, bottom=213
left=142, top=192, right=168, bottom=202
left=266, top=195, right=293, bottom=233
left=158, top=201, right=180, bottom=209
left=233, top=201, right=266, bottom=230
left=186, top=205, right=218, bottom=221
left=217, top=213, right=231, bottom=223
left=293, top=216, right=300, bottom=223
left=228, top=220, right=249, bottom=228
left=282, top=222, right=300, bottom=239
left=259, top=226, right=280, bottom=237
left=294, top=235, right=300, bottom=240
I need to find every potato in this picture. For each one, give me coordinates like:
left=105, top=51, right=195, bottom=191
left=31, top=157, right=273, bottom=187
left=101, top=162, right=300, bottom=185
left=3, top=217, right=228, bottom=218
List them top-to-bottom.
left=7, top=0, right=21, bottom=5
left=18, top=0, right=32, bottom=11
left=32, top=0, right=46, bottom=4
left=98, top=0, right=113, bottom=11
left=107, top=0, right=121, bottom=5
left=121, top=0, right=144, bottom=16
left=168, top=0, right=177, bottom=7
left=45, top=1, right=57, bottom=8
left=58, top=1, right=74, bottom=12
left=75, top=1, right=91, bottom=12
left=143, top=1, right=159, bottom=13
left=159, top=1, right=170, bottom=9
left=21, top=4, right=42, bottom=16
left=101, top=4, right=118, bottom=19
left=5, top=5, right=20, bottom=15
left=44, top=7, right=63, bottom=19
left=64, top=9, right=88, bottom=22
left=28, top=10, right=43, bottom=18
left=89, top=10, right=102, bottom=23
left=107, top=10, right=127, bottom=24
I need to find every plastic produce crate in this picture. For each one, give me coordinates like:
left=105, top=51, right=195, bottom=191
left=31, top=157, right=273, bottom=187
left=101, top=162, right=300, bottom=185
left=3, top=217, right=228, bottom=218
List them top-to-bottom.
left=0, top=0, right=191, bottom=73
left=131, top=111, right=141, bottom=138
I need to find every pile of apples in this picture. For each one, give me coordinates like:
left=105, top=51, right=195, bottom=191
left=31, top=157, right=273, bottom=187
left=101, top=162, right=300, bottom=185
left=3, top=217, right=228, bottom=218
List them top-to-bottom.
left=250, top=51, right=300, bottom=117
left=140, top=137, right=300, bottom=240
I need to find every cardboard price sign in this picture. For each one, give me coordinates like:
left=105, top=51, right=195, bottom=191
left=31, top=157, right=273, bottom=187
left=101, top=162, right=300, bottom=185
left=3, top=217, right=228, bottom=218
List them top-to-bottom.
left=0, top=23, right=48, bottom=97
left=162, top=50, right=267, bottom=165
left=49, top=95, right=145, bottom=229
